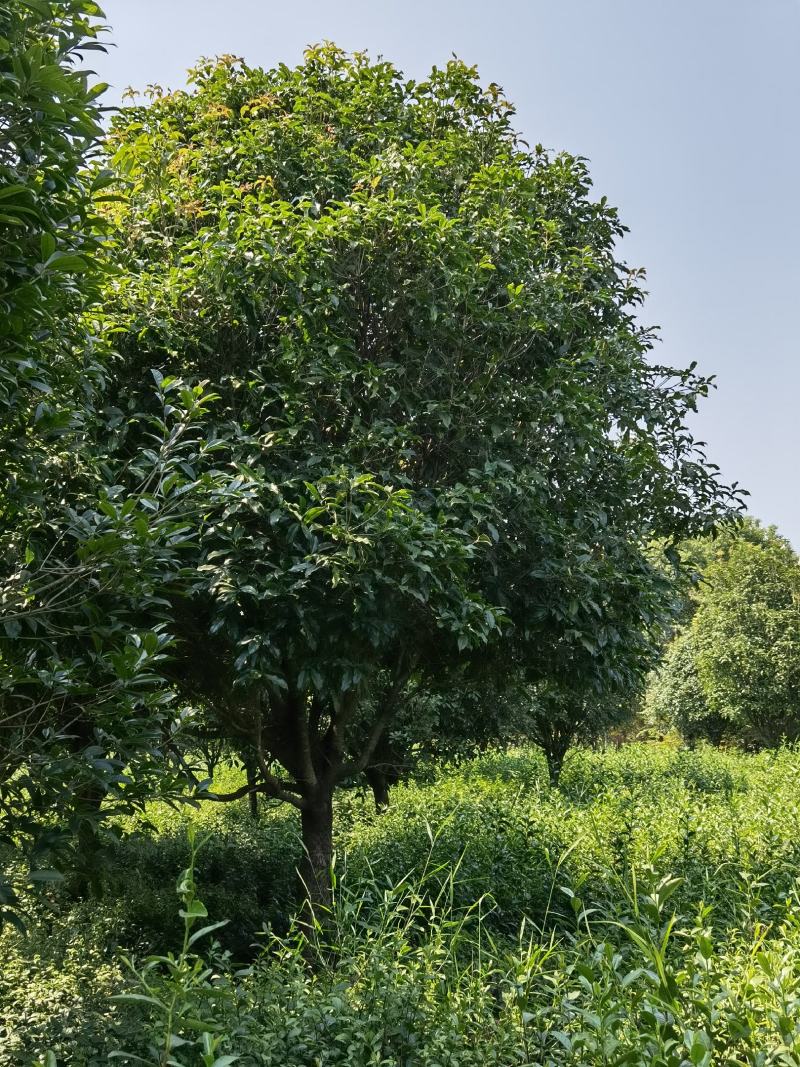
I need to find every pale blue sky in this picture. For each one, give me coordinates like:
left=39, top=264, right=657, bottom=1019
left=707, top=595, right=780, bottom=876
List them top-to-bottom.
left=94, top=1, right=800, bottom=543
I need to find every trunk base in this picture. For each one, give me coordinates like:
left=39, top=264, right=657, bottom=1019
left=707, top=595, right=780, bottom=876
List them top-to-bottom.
left=365, top=767, right=390, bottom=812
left=298, top=796, right=334, bottom=929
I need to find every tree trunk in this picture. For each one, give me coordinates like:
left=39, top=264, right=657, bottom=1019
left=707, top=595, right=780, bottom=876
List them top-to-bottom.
left=545, top=745, right=567, bottom=788
left=246, top=763, right=259, bottom=819
left=365, top=766, right=390, bottom=812
left=73, top=784, right=105, bottom=897
left=298, top=793, right=334, bottom=919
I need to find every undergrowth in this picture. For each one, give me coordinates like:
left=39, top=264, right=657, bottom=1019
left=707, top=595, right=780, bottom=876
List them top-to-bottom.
left=4, top=743, right=800, bottom=1064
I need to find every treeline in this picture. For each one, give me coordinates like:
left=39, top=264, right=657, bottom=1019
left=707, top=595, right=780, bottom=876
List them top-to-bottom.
left=0, top=1, right=745, bottom=918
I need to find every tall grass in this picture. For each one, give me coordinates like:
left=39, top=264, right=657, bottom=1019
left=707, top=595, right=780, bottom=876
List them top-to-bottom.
left=4, top=743, right=800, bottom=1064
left=76, top=836, right=800, bottom=1065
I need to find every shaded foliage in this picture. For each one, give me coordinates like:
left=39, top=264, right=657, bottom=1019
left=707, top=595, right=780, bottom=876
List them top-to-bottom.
left=0, top=4, right=243, bottom=918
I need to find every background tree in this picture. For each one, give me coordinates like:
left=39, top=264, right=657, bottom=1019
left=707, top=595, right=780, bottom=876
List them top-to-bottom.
left=97, top=48, right=741, bottom=907
left=645, top=521, right=800, bottom=748
left=692, top=529, right=800, bottom=747
left=644, top=630, right=728, bottom=746
left=377, top=647, right=645, bottom=795
left=525, top=681, right=635, bottom=787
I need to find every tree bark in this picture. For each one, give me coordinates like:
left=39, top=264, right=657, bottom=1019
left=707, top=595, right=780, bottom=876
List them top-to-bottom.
left=545, top=744, right=567, bottom=788
left=245, top=762, right=259, bottom=819
left=365, top=766, right=390, bottom=812
left=73, top=784, right=105, bottom=897
left=298, top=792, right=334, bottom=919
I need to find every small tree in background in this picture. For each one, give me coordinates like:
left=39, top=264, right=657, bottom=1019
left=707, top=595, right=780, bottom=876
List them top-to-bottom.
left=645, top=522, right=800, bottom=748
left=693, top=531, right=800, bottom=747
left=644, top=631, right=729, bottom=746
left=360, top=665, right=636, bottom=797
left=526, top=682, right=635, bottom=787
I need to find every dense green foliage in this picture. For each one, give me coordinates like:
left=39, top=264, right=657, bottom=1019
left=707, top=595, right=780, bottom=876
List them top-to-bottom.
left=0, top=0, right=239, bottom=918
left=0, top=0, right=108, bottom=493
left=0, top=0, right=118, bottom=913
left=2, top=11, right=792, bottom=1067
left=80, top=47, right=743, bottom=898
left=647, top=523, right=800, bottom=747
left=694, top=534, right=800, bottom=745
left=645, top=631, right=723, bottom=744
left=5, top=744, right=800, bottom=1064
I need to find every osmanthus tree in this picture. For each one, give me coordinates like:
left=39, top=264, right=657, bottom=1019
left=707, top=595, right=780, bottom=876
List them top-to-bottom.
left=0, top=0, right=112, bottom=518
left=0, top=0, right=117, bottom=909
left=0, top=2, right=238, bottom=914
left=99, top=48, right=742, bottom=905
left=643, top=520, right=798, bottom=749
left=691, top=527, right=800, bottom=747
left=501, top=535, right=682, bottom=785
left=379, top=549, right=676, bottom=793
left=644, top=630, right=729, bottom=746
left=370, top=671, right=634, bottom=793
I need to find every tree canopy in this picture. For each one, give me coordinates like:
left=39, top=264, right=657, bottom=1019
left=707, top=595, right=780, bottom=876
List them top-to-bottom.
left=89, top=47, right=742, bottom=901
left=694, top=530, right=800, bottom=746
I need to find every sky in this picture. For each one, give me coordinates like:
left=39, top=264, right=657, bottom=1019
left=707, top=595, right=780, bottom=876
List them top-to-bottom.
left=93, top=0, right=800, bottom=543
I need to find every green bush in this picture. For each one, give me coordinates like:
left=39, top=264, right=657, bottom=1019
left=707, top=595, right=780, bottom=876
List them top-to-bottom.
left=102, top=813, right=301, bottom=955
left=14, top=853, right=800, bottom=1065
left=234, top=865, right=800, bottom=1066
left=0, top=902, right=128, bottom=1064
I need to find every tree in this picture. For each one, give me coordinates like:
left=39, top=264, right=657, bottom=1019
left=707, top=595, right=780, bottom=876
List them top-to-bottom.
left=0, top=0, right=111, bottom=521
left=0, top=0, right=114, bottom=911
left=0, top=2, right=237, bottom=913
left=98, top=48, right=741, bottom=908
left=0, top=376, right=237, bottom=893
left=645, top=522, right=800, bottom=748
left=692, top=529, right=800, bottom=747
left=644, top=630, right=728, bottom=745
left=379, top=646, right=643, bottom=793
left=527, top=682, right=634, bottom=787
